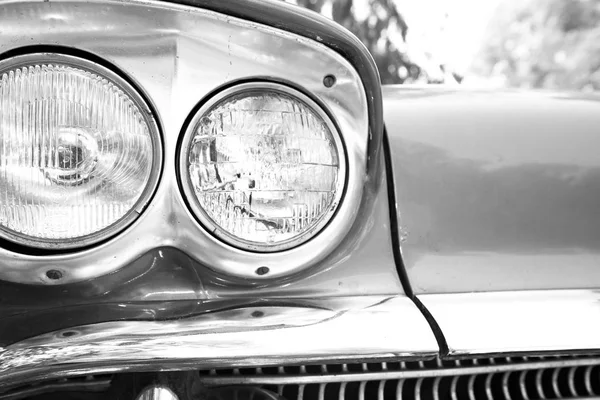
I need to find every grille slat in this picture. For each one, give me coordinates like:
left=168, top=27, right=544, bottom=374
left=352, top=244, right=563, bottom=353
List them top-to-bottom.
left=583, top=366, right=593, bottom=396
left=552, top=368, right=562, bottom=398
left=535, top=369, right=546, bottom=399
left=520, top=370, right=530, bottom=400
left=502, top=371, right=512, bottom=400
left=484, top=373, right=494, bottom=400
left=467, top=374, right=477, bottom=400
left=450, top=375, right=460, bottom=400
left=431, top=377, right=440, bottom=400
left=396, top=379, right=404, bottom=400
left=359, top=381, right=367, bottom=400
left=340, top=382, right=347, bottom=400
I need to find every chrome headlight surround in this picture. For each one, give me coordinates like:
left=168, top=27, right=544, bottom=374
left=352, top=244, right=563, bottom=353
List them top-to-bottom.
left=0, top=0, right=373, bottom=285
left=0, top=52, right=163, bottom=250
left=179, top=82, right=347, bottom=253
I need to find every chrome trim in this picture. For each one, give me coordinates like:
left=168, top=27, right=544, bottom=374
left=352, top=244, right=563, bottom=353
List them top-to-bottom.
left=0, top=0, right=369, bottom=283
left=0, top=52, right=162, bottom=250
left=179, top=82, right=347, bottom=254
left=418, top=289, right=600, bottom=356
left=0, top=295, right=438, bottom=388
left=197, top=357, right=600, bottom=385
left=585, top=366, right=594, bottom=395
left=519, top=370, right=529, bottom=400
left=0, top=375, right=112, bottom=400
left=136, top=386, right=179, bottom=400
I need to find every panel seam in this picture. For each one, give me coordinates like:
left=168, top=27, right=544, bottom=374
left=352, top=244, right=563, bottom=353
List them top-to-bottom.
left=382, top=127, right=449, bottom=357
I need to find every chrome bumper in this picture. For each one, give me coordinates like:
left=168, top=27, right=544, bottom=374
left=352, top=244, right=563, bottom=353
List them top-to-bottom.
left=0, top=295, right=438, bottom=388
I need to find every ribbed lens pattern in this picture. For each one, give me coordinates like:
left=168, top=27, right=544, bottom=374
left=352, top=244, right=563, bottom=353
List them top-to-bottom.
left=0, top=63, right=154, bottom=243
left=187, top=90, right=340, bottom=249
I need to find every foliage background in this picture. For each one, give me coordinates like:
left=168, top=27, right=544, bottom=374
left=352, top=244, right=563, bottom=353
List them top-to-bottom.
left=291, top=0, right=600, bottom=90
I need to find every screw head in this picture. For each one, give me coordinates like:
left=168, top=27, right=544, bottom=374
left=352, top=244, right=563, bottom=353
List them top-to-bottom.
left=323, top=74, right=336, bottom=88
left=256, top=266, right=269, bottom=276
left=46, top=269, right=63, bottom=280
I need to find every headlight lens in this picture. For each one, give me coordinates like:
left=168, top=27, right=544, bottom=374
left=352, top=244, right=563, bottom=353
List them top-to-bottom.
left=0, top=54, right=161, bottom=249
left=181, top=83, right=345, bottom=252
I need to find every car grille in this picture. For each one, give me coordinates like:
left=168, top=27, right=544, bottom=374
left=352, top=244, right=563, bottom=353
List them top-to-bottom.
left=198, top=355, right=600, bottom=399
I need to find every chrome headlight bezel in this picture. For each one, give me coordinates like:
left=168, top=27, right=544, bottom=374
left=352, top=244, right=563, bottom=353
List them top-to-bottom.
left=0, top=0, right=373, bottom=285
left=0, top=52, right=163, bottom=250
left=179, top=81, right=347, bottom=253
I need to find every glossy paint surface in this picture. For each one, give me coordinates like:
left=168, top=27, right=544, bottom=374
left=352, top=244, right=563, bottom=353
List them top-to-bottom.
left=385, top=86, right=600, bottom=293
left=419, top=290, right=600, bottom=356
left=0, top=295, right=438, bottom=388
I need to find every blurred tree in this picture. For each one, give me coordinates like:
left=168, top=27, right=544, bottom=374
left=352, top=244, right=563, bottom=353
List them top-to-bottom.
left=291, top=0, right=431, bottom=84
left=473, top=0, right=600, bottom=91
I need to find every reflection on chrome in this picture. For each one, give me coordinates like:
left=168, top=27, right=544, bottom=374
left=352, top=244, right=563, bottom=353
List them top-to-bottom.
left=0, top=0, right=369, bottom=283
left=419, top=289, right=600, bottom=356
left=0, top=296, right=438, bottom=388
left=136, top=386, right=179, bottom=400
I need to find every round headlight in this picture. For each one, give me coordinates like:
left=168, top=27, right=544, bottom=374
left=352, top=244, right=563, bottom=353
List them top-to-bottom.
left=0, top=54, right=161, bottom=249
left=180, top=82, right=345, bottom=252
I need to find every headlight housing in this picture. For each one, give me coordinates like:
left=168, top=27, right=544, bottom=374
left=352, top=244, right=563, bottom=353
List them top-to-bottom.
left=0, top=53, right=161, bottom=249
left=180, top=82, right=345, bottom=252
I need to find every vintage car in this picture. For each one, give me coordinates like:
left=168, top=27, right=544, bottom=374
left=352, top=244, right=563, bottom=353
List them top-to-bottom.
left=1, top=0, right=600, bottom=399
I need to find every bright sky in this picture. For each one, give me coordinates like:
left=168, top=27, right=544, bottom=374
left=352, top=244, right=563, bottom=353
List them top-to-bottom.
left=308, top=0, right=505, bottom=81
left=394, top=0, right=502, bottom=75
